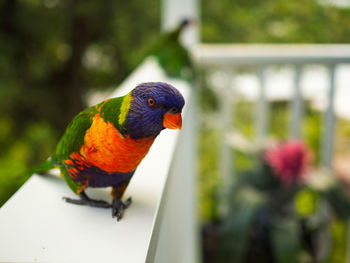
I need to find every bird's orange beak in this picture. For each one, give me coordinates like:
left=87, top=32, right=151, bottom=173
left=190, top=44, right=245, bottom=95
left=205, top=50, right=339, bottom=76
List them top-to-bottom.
left=163, top=112, right=182, bottom=130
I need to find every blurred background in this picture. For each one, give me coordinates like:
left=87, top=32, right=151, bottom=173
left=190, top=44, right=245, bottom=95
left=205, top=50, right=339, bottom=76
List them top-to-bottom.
left=1, top=0, right=350, bottom=262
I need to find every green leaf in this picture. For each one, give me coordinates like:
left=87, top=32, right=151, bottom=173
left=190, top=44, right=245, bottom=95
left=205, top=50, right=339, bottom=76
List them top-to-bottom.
left=307, top=170, right=350, bottom=220
left=221, top=186, right=266, bottom=262
left=294, top=188, right=318, bottom=218
left=271, top=217, right=302, bottom=263
left=327, top=220, right=347, bottom=263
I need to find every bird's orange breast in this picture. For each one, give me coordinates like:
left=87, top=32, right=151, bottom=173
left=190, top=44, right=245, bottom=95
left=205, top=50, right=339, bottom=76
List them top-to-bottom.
left=78, top=114, right=155, bottom=173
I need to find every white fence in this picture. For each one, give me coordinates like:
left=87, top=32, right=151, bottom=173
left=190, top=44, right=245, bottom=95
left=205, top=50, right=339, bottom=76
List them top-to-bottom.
left=192, top=43, right=350, bottom=183
left=0, top=58, right=198, bottom=263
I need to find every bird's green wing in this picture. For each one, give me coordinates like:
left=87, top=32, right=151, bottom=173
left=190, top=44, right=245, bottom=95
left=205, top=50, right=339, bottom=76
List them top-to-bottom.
left=52, top=106, right=98, bottom=194
left=53, top=106, right=98, bottom=163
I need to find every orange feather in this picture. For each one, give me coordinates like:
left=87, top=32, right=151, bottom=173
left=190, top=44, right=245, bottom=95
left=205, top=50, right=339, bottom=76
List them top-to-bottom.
left=73, top=114, right=155, bottom=173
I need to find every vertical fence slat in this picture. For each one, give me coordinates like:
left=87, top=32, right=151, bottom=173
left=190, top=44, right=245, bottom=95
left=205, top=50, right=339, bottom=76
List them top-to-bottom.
left=290, top=64, right=303, bottom=139
left=320, top=64, right=337, bottom=168
left=256, top=66, right=269, bottom=144
left=219, top=69, right=234, bottom=214
left=220, top=70, right=233, bottom=181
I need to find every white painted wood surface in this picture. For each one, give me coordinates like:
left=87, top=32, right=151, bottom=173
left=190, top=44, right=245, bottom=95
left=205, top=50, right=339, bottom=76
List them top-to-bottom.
left=193, top=44, right=350, bottom=65
left=0, top=58, right=195, bottom=263
left=290, top=64, right=303, bottom=139
left=321, top=64, right=337, bottom=168
left=256, top=66, right=269, bottom=143
left=152, top=87, right=198, bottom=263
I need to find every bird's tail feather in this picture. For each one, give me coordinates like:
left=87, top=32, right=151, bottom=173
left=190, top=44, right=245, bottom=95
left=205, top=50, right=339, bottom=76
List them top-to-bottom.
left=17, top=158, right=60, bottom=187
left=26, top=158, right=56, bottom=177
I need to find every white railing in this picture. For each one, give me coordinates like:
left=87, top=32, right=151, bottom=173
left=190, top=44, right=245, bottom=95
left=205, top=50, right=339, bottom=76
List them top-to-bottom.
left=192, top=44, right=350, bottom=186
left=0, top=58, right=198, bottom=263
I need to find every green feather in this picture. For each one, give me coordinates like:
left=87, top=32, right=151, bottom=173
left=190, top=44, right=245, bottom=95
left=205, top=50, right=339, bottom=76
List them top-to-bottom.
left=136, top=21, right=195, bottom=81
left=118, top=92, right=132, bottom=126
left=100, top=96, right=126, bottom=132
left=53, top=106, right=97, bottom=163
left=23, top=159, right=55, bottom=179
left=60, top=166, right=83, bottom=194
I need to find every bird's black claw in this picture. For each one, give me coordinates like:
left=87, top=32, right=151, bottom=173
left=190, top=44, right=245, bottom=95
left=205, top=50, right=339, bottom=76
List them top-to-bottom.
left=63, top=193, right=111, bottom=208
left=63, top=196, right=86, bottom=205
left=112, top=197, right=132, bottom=221
left=124, top=197, right=132, bottom=208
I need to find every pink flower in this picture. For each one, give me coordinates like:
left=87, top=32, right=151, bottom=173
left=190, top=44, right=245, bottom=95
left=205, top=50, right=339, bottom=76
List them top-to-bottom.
left=264, top=140, right=312, bottom=184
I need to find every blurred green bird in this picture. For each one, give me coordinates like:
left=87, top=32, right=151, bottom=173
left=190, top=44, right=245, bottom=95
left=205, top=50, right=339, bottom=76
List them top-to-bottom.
left=143, top=18, right=196, bottom=81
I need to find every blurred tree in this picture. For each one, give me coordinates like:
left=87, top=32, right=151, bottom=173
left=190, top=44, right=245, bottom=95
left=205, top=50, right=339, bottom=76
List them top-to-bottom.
left=0, top=0, right=159, bottom=131
left=202, top=0, right=350, bottom=43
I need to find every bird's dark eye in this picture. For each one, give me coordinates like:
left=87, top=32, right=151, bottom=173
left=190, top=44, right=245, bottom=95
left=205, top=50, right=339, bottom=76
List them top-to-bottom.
left=147, top=98, right=156, bottom=106
left=169, top=107, right=179, bottom=114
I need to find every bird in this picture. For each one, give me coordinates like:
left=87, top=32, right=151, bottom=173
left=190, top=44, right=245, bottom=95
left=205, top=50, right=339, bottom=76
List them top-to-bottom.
left=137, top=18, right=196, bottom=81
left=32, top=82, right=185, bottom=220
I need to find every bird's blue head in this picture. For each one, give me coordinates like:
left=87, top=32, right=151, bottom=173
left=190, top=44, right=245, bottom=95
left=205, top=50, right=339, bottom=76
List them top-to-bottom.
left=126, top=82, right=185, bottom=139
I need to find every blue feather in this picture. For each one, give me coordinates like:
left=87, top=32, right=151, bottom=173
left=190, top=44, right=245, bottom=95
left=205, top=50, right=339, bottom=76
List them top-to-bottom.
left=126, top=82, right=185, bottom=139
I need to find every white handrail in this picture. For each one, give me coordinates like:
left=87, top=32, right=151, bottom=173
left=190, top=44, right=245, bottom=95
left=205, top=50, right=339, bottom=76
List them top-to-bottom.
left=192, top=44, right=350, bottom=65
left=0, top=57, right=196, bottom=263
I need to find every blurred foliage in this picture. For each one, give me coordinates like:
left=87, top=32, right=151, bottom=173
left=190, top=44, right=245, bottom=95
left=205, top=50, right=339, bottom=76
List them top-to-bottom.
left=0, top=0, right=160, bottom=130
left=198, top=0, right=350, bottom=262
left=202, top=0, right=350, bottom=43
left=199, top=74, right=350, bottom=263
left=198, top=80, right=350, bottom=221
left=233, top=99, right=255, bottom=139
left=269, top=100, right=291, bottom=139
left=336, top=117, right=350, bottom=155
left=0, top=121, right=57, bottom=204
left=198, top=125, right=220, bottom=222
left=216, top=143, right=350, bottom=263
left=328, top=220, right=348, bottom=263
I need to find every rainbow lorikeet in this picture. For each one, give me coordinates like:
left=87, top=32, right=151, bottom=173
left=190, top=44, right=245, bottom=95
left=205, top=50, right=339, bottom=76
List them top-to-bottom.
left=136, top=19, right=195, bottom=81
left=34, top=82, right=184, bottom=220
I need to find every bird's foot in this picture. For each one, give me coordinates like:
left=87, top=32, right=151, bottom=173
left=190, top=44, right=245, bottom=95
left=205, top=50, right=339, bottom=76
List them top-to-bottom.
left=63, top=191, right=111, bottom=208
left=112, top=197, right=132, bottom=221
